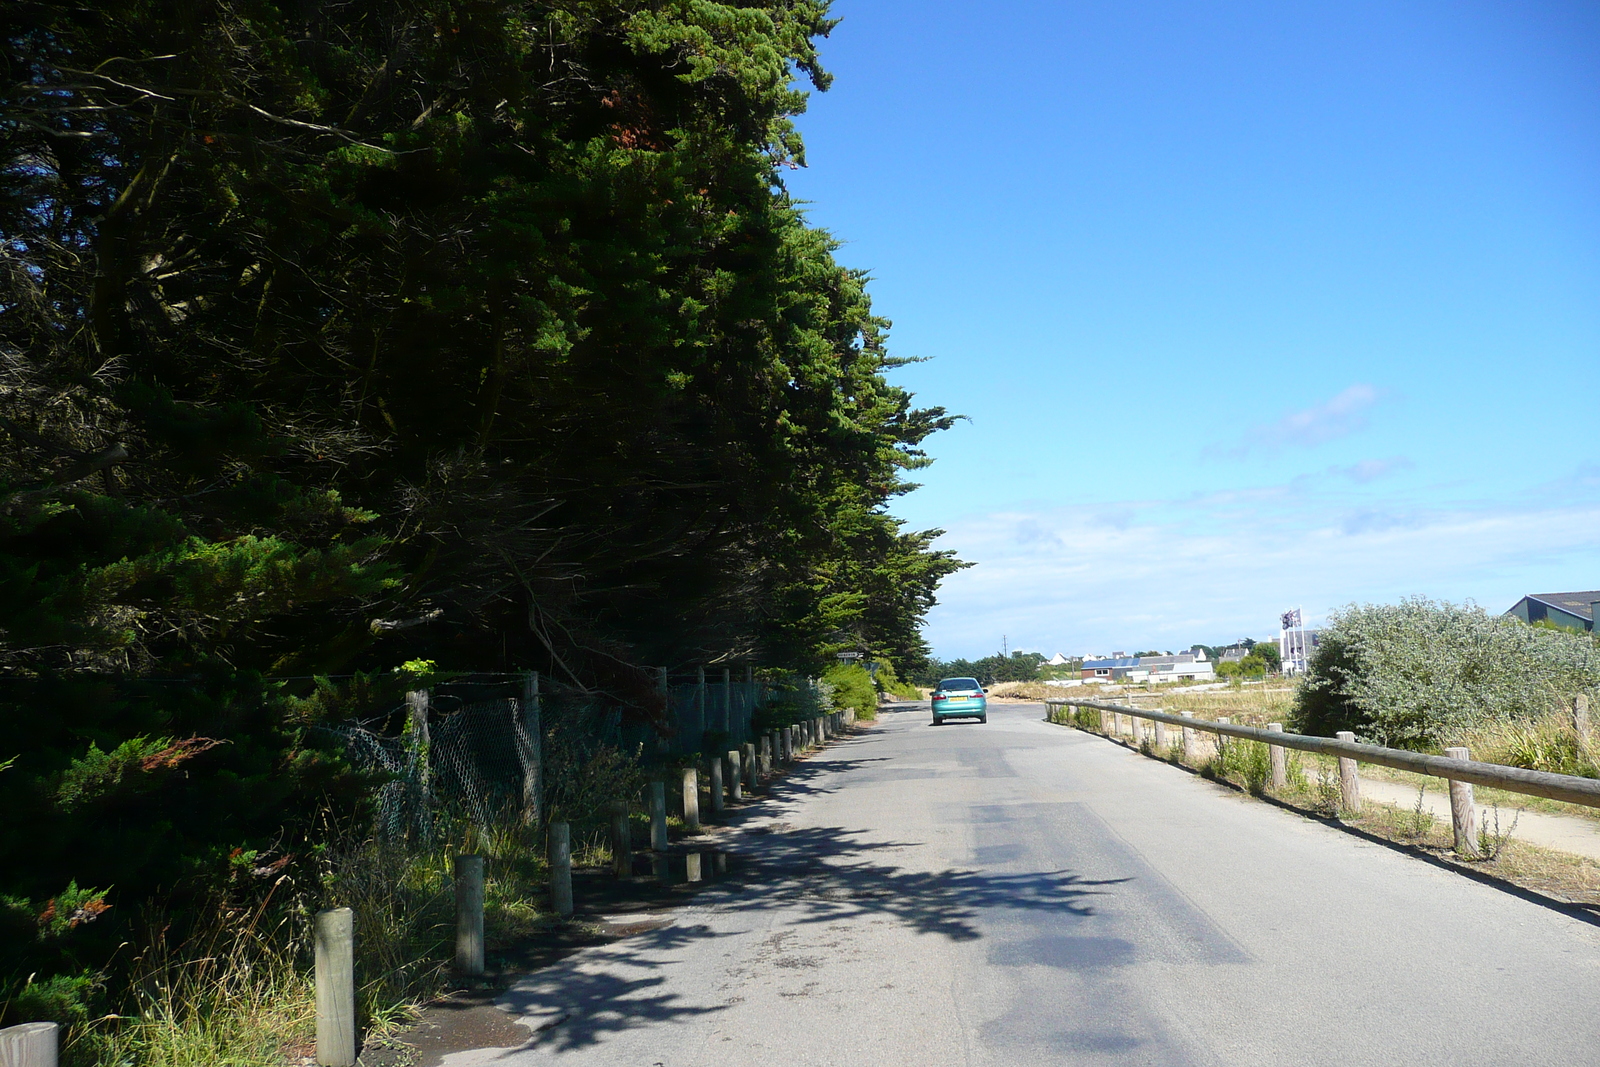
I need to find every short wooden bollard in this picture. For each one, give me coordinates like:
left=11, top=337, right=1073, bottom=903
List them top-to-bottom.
left=1098, top=707, right=1110, bottom=733
left=1181, top=711, right=1196, bottom=761
left=1216, top=717, right=1230, bottom=760
left=1153, top=719, right=1167, bottom=750
left=1267, top=723, right=1287, bottom=789
left=1335, top=731, right=1362, bottom=812
left=759, top=734, right=772, bottom=777
left=742, top=742, right=757, bottom=789
left=1445, top=746, right=1480, bottom=858
left=727, top=750, right=743, bottom=802
left=710, top=758, right=725, bottom=813
left=681, top=768, right=700, bottom=831
left=649, top=780, right=668, bottom=850
left=608, top=799, right=632, bottom=877
left=548, top=822, right=574, bottom=917
left=453, top=854, right=485, bottom=975
left=315, top=907, right=356, bottom=1067
left=0, top=1022, right=58, bottom=1067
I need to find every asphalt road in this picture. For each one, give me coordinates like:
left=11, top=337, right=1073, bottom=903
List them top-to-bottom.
left=445, top=700, right=1600, bottom=1066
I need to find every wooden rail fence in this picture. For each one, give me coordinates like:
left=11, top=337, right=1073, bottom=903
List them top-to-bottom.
left=1045, top=696, right=1600, bottom=860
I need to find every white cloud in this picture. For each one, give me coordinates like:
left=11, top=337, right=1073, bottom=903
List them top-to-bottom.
left=1215, top=383, right=1383, bottom=457
left=1333, top=456, right=1412, bottom=483
left=922, top=492, right=1600, bottom=659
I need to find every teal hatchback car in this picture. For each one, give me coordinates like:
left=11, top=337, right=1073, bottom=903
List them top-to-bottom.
left=931, top=677, right=987, bottom=724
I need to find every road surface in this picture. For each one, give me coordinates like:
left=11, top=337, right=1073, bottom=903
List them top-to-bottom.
left=444, top=700, right=1600, bottom=1066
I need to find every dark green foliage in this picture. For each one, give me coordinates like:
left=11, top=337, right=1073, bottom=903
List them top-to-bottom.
left=1, top=0, right=964, bottom=1031
left=916, top=650, right=1044, bottom=686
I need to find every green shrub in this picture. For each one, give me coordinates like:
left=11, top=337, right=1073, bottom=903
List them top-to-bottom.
left=1290, top=597, right=1600, bottom=748
left=821, top=664, right=877, bottom=721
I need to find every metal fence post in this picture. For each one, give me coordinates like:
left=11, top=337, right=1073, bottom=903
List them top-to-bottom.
left=696, top=666, right=707, bottom=744
left=519, top=672, right=542, bottom=825
left=1267, top=723, right=1287, bottom=789
left=1335, top=731, right=1362, bottom=812
left=1445, top=747, right=1480, bottom=858
left=649, top=780, right=668, bottom=850
left=548, top=822, right=573, bottom=917
left=454, top=854, right=485, bottom=975
left=315, top=907, right=356, bottom=1067
left=0, top=1023, right=58, bottom=1067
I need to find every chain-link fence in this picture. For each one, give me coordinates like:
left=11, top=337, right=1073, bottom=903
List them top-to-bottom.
left=321, top=669, right=830, bottom=839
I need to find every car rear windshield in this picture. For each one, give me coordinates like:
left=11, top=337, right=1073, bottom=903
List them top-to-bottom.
left=938, top=678, right=981, bottom=692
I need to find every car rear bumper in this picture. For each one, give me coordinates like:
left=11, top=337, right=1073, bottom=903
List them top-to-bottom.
left=931, top=703, right=986, bottom=719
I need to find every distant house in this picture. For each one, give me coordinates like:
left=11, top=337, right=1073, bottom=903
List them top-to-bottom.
left=1504, top=591, right=1600, bottom=633
left=1276, top=630, right=1322, bottom=658
left=1219, top=646, right=1249, bottom=663
left=1044, top=652, right=1072, bottom=666
left=1080, top=652, right=1214, bottom=683
left=1081, top=656, right=1140, bottom=680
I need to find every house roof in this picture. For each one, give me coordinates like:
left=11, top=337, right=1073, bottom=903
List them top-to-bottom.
left=1517, top=591, right=1600, bottom=623
left=1137, top=654, right=1196, bottom=667
left=1083, top=657, right=1139, bottom=670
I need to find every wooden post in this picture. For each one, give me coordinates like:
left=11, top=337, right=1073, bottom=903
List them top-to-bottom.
left=518, top=672, right=542, bottom=825
left=406, top=688, right=432, bottom=833
left=1098, top=707, right=1110, bottom=733
left=1181, top=711, right=1196, bottom=761
left=1216, top=717, right=1230, bottom=761
left=1153, top=718, right=1166, bottom=749
left=1267, top=723, right=1287, bottom=789
left=784, top=725, right=795, bottom=760
left=1335, top=731, right=1361, bottom=813
left=759, top=734, right=772, bottom=777
left=742, top=742, right=757, bottom=790
left=1445, top=746, right=1480, bottom=858
left=727, top=749, right=742, bottom=802
left=710, top=757, right=724, bottom=813
left=681, top=767, right=700, bottom=831
left=649, top=781, right=668, bottom=851
left=608, top=799, right=632, bottom=877
left=548, top=822, right=573, bottom=917
left=685, top=852, right=703, bottom=882
left=454, top=854, right=485, bottom=976
left=315, top=907, right=356, bottom=1067
left=0, top=1023, right=58, bottom=1067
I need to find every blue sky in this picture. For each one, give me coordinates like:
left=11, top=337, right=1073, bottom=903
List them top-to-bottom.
left=785, top=0, right=1600, bottom=659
